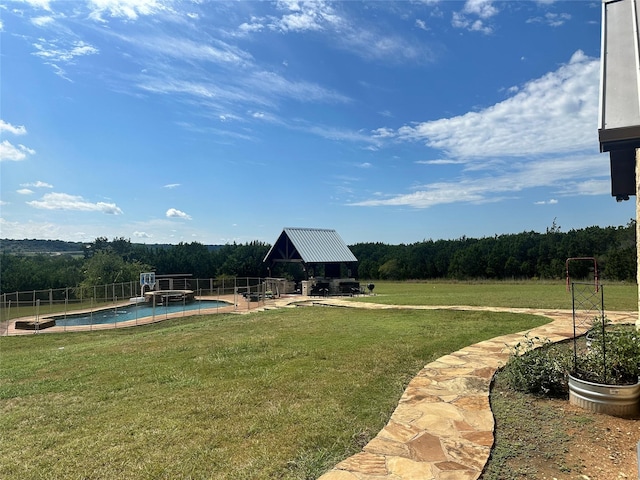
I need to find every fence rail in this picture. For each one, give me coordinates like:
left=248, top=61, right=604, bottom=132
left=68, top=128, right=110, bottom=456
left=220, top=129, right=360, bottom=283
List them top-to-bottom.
left=0, top=277, right=284, bottom=336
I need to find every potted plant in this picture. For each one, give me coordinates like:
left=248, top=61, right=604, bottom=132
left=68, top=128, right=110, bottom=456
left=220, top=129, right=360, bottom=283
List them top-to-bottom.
left=568, top=318, right=640, bottom=418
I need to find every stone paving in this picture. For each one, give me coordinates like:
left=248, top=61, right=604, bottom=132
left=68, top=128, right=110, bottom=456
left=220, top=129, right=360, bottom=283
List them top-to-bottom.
left=4, top=294, right=637, bottom=479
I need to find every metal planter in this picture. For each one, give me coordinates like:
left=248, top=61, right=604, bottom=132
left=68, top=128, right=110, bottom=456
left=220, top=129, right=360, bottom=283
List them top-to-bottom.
left=568, top=374, right=640, bottom=418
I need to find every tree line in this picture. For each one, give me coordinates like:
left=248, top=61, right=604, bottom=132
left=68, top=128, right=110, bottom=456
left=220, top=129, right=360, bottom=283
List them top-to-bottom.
left=0, top=220, right=636, bottom=294
left=351, top=220, right=637, bottom=282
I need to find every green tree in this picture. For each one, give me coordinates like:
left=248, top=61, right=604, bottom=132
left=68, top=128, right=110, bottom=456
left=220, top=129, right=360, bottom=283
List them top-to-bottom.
left=79, top=252, right=150, bottom=298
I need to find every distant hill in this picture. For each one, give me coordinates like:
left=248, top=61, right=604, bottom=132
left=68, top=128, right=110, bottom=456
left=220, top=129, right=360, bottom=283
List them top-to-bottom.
left=0, top=239, right=222, bottom=256
left=0, top=239, right=87, bottom=256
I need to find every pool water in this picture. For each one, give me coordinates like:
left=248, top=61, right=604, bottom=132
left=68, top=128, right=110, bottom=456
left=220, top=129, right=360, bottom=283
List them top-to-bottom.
left=52, top=300, right=231, bottom=327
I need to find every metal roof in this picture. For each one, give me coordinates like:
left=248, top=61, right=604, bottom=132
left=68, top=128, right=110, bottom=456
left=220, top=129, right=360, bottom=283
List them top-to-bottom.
left=598, top=0, right=640, bottom=152
left=263, top=227, right=358, bottom=264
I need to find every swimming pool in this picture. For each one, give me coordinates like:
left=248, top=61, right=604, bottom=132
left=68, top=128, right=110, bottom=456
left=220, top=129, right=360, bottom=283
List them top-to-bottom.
left=52, top=299, right=231, bottom=327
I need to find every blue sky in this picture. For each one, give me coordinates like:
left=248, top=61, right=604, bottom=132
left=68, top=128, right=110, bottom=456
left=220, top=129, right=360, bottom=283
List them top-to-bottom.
left=0, top=0, right=634, bottom=245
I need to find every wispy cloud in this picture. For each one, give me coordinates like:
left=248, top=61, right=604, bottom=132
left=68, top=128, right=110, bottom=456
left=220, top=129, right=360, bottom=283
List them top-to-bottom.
left=23, top=0, right=53, bottom=12
left=87, top=0, right=172, bottom=22
left=238, top=1, right=434, bottom=64
left=239, top=1, right=340, bottom=34
left=527, top=12, right=571, bottom=27
left=31, top=16, right=55, bottom=27
left=121, top=34, right=253, bottom=66
left=32, top=39, right=98, bottom=63
left=32, top=39, right=99, bottom=79
left=351, top=154, right=607, bottom=209
left=416, top=159, right=464, bottom=165
left=21, top=181, right=53, bottom=188
left=163, top=183, right=181, bottom=189
left=27, top=192, right=123, bottom=214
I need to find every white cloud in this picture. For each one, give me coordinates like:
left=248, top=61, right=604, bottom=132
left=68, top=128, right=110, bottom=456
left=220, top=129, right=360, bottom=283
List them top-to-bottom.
left=22, top=0, right=52, bottom=11
left=87, top=0, right=169, bottom=22
left=452, top=0, right=498, bottom=34
left=464, top=0, right=498, bottom=19
left=268, top=1, right=339, bottom=33
left=239, top=2, right=434, bottom=64
left=527, top=12, right=571, bottom=27
left=31, top=16, right=55, bottom=27
left=238, top=19, right=264, bottom=35
left=335, top=25, right=434, bottom=64
left=124, top=35, right=252, bottom=66
left=32, top=39, right=99, bottom=63
left=394, top=51, right=598, bottom=159
left=244, top=70, right=350, bottom=104
left=0, top=120, right=27, bottom=135
left=372, top=127, right=395, bottom=139
left=0, top=140, right=36, bottom=162
left=350, top=154, right=608, bottom=209
left=416, top=159, right=463, bottom=165
left=556, top=179, right=610, bottom=197
left=21, top=181, right=53, bottom=188
left=163, top=183, right=181, bottom=189
left=17, top=189, right=35, bottom=195
left=27, top=192, right=123, bottom=214
left=166, top=208, right=192, bottom=220
left=0, top=218, right=67, bottom=241
left=133, top=231, right=152, bottom=238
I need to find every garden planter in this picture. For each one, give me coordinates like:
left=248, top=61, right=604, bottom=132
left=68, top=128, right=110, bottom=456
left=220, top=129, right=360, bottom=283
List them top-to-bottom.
left=568, top=374, right=640, bottom=418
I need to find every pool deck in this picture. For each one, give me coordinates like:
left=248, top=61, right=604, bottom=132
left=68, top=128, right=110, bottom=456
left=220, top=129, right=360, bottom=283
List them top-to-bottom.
left=2, top=294, right=637, bottom=478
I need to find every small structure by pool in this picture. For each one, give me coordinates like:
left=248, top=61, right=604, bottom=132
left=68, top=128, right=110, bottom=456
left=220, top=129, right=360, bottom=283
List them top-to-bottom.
left=263, top=227, right=361, bottom=296
left=144, top=290, right=195, bottom=304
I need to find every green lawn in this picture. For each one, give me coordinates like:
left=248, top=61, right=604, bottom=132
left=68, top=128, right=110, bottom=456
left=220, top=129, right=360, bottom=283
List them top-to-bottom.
left=2, top=280, right=636, bottom=479
left=356, top=280, right=638, bottom=311
left=1, top=305, right=545, bottom=479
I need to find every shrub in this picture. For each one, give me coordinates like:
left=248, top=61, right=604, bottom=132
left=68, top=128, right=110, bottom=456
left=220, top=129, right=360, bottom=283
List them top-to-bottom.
left=573, top=323, right=640, bottom=385
left=501, top=334, right=572, bottom=397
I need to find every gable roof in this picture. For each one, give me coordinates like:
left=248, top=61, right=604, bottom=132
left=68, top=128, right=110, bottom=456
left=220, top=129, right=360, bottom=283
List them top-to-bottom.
left=263, top=227, right=358, bottom=264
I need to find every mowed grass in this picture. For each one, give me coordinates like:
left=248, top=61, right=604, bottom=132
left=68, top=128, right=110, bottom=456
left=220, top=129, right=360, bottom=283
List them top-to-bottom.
left=356, top=280, right=638, bottom=311
left=1, top=304, right=547, bottom=480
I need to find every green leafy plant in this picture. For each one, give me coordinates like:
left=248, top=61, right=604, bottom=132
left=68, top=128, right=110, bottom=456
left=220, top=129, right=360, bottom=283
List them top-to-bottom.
left=573, top=321, right=640, bottom=385
left=502, top=333, right=572, bottom=397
